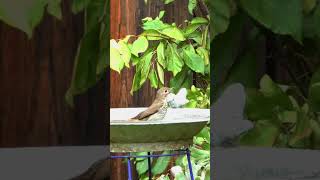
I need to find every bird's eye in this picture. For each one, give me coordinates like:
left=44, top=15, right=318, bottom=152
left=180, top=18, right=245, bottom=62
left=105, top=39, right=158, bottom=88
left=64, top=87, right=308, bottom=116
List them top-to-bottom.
left=165, top=90, right=168, bottom=93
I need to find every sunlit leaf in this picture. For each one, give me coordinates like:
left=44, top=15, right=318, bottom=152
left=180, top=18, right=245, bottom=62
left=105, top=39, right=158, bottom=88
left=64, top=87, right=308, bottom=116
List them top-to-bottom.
left=164, top=0, right=174, bottom=4
left=188, top=0, right=197, bottom=15
left=191, top=17, right=209, bottom=25
left=161, top=26, right=186, bottom=41
left=142, top=29, right=168, bottom=40
left=131, top=36, right=149, bottom=56
left=118, top=40, right=131, bottom=67
left=157, top=42, right=166, bottom=67
left=167, top=43, right=183, bottom=76
left=183, top=45, right=205, bottom=74
left=196, top=47, right=209, bottom=65
left=139, top=50, right=154, bottom=85
left=157, top=62, right=165, bottom=85
left=149, top=69, right=159, bottom=88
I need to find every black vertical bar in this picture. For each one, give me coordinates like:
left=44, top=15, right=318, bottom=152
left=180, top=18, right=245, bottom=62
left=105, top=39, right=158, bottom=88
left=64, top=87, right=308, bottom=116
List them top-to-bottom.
left=147, top=152, right=152, bottom=180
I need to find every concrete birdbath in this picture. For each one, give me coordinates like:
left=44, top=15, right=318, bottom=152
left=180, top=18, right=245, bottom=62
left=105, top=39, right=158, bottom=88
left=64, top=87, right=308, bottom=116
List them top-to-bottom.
left=110, top=108, right=209, bottom=152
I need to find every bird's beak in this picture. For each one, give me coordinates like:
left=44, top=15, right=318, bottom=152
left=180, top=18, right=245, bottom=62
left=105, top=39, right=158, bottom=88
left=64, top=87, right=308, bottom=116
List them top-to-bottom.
left=169, top=88, right=173, bottom=93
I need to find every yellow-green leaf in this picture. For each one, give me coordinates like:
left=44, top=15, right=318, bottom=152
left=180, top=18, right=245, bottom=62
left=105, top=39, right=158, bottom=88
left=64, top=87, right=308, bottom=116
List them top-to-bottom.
left=161, top=27, right=186, bottom=41
left=131, top=36, right=149, bottom=56
left=157, top=42, right=166, bottom=67
left=167, top=43, right=183, bottom=76
left=157, top=62, right=165, bottom=85
left=149, top=69, right=159, bottom=88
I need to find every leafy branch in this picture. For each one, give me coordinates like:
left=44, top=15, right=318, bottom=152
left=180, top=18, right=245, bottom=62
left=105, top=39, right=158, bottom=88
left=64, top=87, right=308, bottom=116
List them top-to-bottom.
left=110, top=11, right=210, bottom=94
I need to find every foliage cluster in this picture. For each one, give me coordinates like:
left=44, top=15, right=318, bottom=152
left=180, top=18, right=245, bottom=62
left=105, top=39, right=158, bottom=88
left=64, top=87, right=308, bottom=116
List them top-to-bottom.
left=0, top=0, right=108, bottom=106
left=210, top=0, right=320, bottom=149
left=110, top=11, right=210, bottom=94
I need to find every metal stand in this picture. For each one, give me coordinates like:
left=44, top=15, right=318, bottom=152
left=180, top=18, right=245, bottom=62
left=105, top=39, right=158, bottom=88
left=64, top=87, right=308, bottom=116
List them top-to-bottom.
left=111, top=148, right=194, bottom=180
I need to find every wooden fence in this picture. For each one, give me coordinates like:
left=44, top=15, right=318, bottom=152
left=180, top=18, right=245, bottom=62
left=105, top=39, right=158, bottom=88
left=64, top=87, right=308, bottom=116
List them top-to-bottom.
left=0, top=0, right=106, bottom=147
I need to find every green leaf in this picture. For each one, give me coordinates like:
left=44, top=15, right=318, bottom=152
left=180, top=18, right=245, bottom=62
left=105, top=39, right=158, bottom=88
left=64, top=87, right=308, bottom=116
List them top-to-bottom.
left=0, top=0, right=48, bottom=38
left=47, top=0, right=62, bottom=20
left=72, top=0, right=91, bottom=14
left=86, top=0, right=106, bottom=32
left=164, top=0, right=175, bottom=4
left=188, top=0, right=197, bottom=15
left=206, top=0, right=231, bottom=39
left=240, top=0, right=302, bottom=42
left=158, top=10, right=165, bottom=19
left=191, top=17, right=209, bottom=25
left=142, top=18, right=171, bottom=31
left=66, top=23, right=100, bottom=106
left=184, top=24, right=202, bottom=37
left=161, top=26, right=186, bottom=41
left=142, top=29, right=168, bottom=40
left=187, top=31, right=202, bottom=44
left=131, top=36, right=149, bottom=56
left=110, top=40, right=124, bottom=73
left=118, top=40, right=131, bottom=67
left=157, top=42, right=166, bottom=67
left=167, top=43, right=183, bottom=76
left=183, top=45, right=205, bottom=74
left=196, top=47, right=209, bottom=65
left=130, top=49, right=153, bottom=94
left=139, top=50, right=154, bottom=86
left=131, top=55, right=140, bottom=66
left=157, top=62, right=165, bottom=85
left=169, top=67, right=192, bottom=93
left=149, top=69, right=159, bottom=88
left=131, top=71, right=142, bottom=94
left=259, top=75, right=293, bottom=110
left=309, top=83, right=320, bottom=112
left=245, top=89, right=278, bottom=121
left=184, top=100, right=198, bottom=108
left=289, top=109, right=312, bottom=146
left=277, top=111, right=298, bottom=124
left=239, top=120, right=280, bottom=146
left=196, top=126, right=210, bottom=141
left=190, top=147, right=210, bottom=159
left=152, top=151, right=171, bottom=175
left=134, top=152, right=149, bottom=161
left=136, top=159, right=149, bottom=175
left=174, top=173, right=187, bottom=180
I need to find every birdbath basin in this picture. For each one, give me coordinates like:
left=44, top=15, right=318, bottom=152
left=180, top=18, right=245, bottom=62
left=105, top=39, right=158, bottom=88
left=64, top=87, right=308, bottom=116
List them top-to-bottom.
left=110, top=108, right=209, bottom=152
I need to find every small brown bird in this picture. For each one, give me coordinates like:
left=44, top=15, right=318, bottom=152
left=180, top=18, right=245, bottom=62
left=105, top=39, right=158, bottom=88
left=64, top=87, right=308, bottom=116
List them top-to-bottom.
left=130, top=87, right=172, bottom=121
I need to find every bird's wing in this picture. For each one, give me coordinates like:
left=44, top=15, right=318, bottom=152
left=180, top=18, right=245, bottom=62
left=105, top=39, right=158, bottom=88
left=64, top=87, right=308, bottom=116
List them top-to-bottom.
left=131, top=101, right=163, bottom=120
